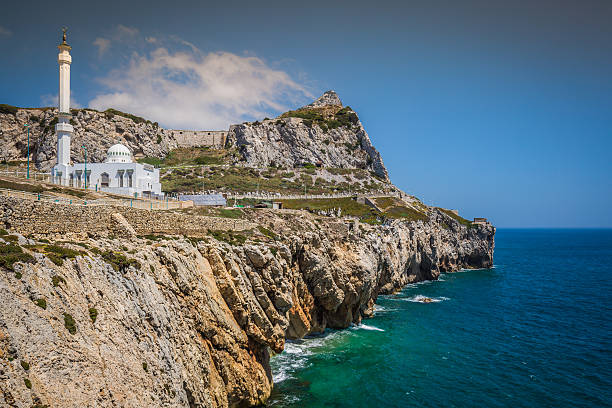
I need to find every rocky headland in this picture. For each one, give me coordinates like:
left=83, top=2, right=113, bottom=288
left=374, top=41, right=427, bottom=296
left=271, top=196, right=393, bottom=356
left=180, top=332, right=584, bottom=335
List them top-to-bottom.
left=0, top=91, right=495, bottom=407
left=0, top=196, right=493, bottom=407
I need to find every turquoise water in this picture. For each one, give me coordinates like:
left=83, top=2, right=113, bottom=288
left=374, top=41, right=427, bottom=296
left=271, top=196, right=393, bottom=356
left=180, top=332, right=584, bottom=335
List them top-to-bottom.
left=267, top=229, right=612, bottom=407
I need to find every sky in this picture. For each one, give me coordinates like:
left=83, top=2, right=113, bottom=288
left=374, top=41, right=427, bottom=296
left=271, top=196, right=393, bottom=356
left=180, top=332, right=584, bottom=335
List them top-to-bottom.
left=1, top=0, right=611, bottom=228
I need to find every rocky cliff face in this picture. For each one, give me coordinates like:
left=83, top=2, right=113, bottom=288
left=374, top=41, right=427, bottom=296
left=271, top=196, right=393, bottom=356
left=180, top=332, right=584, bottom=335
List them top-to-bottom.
left=227, top=91, right=389, bottom=180
left=0, top=108, right=177, bottom=170
left=0, top=205, right=493, bottom=407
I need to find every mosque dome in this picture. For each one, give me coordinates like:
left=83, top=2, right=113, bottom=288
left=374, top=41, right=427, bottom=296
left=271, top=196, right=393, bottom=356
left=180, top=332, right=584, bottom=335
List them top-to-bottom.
left=106, top=144, right=133, bottom=163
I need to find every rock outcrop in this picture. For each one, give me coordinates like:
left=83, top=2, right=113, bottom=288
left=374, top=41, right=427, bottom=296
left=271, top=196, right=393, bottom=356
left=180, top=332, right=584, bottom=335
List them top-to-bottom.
left=227, top=91, right=389, bottom=180
left=0, top=108, right=177, bottom=170
left=0, top=202, right=494, bottom=407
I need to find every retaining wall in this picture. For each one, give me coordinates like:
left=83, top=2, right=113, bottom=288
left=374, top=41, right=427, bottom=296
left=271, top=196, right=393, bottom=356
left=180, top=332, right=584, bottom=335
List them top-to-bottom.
left=170, top=130, right=228, bottom=148
left=0, top=196, right=254, bottom=237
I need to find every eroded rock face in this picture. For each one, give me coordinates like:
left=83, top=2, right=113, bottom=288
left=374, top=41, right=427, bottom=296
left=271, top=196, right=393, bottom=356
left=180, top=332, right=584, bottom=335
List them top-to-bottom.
left=0, top=108, right=176, bottom=170
left=0, top=208, right=493, bottom=407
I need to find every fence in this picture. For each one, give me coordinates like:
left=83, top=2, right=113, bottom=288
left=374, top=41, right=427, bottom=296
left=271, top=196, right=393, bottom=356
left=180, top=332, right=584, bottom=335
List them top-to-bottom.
left=0, top=170, right=53, bottom=183
left=0, top=188, right=190, bottom=211
left=227, top=191, right=401, bottom=201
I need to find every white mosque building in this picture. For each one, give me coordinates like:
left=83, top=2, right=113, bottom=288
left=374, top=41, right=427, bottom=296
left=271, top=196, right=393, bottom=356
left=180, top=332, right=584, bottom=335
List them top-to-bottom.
left=51, top=29, right=163, bottom=198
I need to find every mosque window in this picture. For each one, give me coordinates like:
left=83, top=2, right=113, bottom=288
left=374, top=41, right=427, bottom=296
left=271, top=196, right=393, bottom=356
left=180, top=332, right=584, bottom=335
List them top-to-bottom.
left=101, top=172, right=110, bottom=188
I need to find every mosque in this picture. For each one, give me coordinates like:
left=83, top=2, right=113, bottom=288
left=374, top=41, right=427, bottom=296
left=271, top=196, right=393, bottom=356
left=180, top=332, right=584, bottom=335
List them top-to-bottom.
left=52, top=29, right=163, bottom=198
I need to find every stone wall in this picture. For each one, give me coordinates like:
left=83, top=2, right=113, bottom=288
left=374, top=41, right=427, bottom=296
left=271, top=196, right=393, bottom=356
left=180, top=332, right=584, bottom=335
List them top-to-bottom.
left=170, top=130, right=228, bottom=149
left=0, top=196, right=254, bottom=237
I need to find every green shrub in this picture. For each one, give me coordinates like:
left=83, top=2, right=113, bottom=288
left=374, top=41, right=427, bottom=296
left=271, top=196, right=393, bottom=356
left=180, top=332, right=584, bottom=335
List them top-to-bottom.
left=0, top=104, right=18, bottom=115
left=104, top=108, right=147, bottom=124
left=156, top=135, right=162, bottom=144
left=437, top=208, right=473, bottom=227
left=257, top=225, right=277, bottom=240
left=0, top=229, right=7, bottom=236
left=208, top=230, right=247, bottom=246
left=0, top=243, right=35, bottom=271
left=44, top=245, right=83, bottom=266
left=100, top=251, right=140, bottom=273
left=51, top=275, right=66, bottom=287
left=35, top=298, right=47, bottom=310
left=89, top=307, right=98, bottom=324
left=63, top=313, right=77, bottom=335
left=20, top=360, right=30, bottom=370
left=142, top=362, right=148, bottom=372
left=24, top=378, right=32, bottom=389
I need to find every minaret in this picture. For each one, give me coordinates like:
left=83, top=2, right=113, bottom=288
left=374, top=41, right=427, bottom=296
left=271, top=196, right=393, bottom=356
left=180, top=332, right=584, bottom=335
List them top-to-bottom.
left=55, top=28, right=74, bottom=183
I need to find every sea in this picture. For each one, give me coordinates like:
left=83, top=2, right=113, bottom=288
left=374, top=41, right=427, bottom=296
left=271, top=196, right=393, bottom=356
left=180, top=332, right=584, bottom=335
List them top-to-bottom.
left=266, top=229, right=612, bottom=407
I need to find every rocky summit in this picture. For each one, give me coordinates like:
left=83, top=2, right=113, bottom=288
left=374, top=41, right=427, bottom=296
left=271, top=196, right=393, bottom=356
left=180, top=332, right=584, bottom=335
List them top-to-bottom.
left=227, top=91, right=389, bottom=180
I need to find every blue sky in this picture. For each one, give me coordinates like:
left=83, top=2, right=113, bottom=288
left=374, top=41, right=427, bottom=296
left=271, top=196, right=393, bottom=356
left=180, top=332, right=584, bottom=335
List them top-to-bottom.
left=1, top=0, right=611, bottom=228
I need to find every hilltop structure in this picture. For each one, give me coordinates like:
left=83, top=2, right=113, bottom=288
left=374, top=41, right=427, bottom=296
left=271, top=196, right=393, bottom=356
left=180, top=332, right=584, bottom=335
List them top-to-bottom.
left=51, top=30, right=162, bottom=198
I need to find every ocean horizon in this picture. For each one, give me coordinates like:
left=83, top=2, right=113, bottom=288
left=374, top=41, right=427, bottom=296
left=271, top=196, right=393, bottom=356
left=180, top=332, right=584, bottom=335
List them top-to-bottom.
left=267, top=228, right=612, bottom=407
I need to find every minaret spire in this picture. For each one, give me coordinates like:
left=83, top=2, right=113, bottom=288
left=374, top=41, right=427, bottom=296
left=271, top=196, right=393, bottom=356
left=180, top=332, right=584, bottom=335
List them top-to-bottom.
left=54, top=27, right=74, bottom=182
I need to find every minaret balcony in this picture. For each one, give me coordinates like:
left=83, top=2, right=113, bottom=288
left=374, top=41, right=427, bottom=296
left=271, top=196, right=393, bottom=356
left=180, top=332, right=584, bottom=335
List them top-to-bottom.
left=55, top=122, right=74, bottom=133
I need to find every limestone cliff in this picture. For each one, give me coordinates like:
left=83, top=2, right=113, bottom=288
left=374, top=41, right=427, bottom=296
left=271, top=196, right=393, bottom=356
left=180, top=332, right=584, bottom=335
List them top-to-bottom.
left=227, top=91, right=389, bottom=180
left=0, top=107, right=177, bottom=170
left=0, top=197, right=494, bottom=407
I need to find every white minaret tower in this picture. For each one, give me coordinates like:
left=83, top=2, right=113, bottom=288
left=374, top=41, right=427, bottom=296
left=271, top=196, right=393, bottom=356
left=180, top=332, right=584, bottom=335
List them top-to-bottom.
left=54, top=27, right=74, bottom=184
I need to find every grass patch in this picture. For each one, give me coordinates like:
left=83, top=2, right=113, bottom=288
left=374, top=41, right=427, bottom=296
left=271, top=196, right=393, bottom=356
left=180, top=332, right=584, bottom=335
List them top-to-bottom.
left=138, top=146, right=232, bottom=168
left=280, top=197, right=377, bottom=219
left=383, top=206, right=429, bottom=222
left=217, top=208, right=243, bottom=219
left=437, top=208, right=473, bottom=227
left=257, top=225, right=278, bottom=240
left=208, top=230, right=247, bottom=246
left=63, top=313, right=77, bottom=335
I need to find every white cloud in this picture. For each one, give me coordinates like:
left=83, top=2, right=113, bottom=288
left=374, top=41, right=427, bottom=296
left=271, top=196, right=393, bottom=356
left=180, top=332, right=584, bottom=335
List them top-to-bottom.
left=116, top=25, right=138, bottom=38
left=0, top=26, right=12, bottom=37
left=93, top=37, right=111, bottom=56
left=88, top=46, right=313, bottom=129
left=40, top=94, right=82, bottom=109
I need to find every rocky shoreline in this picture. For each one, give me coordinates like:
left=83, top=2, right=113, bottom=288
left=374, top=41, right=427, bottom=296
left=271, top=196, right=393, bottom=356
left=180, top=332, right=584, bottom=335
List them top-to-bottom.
left=0, top=203, right=494, bottom=407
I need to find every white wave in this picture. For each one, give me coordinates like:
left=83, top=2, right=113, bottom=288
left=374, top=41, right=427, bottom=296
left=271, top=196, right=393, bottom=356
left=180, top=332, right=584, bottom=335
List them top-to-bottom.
left=403, top=295, right=450, bottom=303
left=373, top=306, right=397, bottom=315
left=353, top=323, right=385, bottom=332
left=271, top=330, right=352, bottom=383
